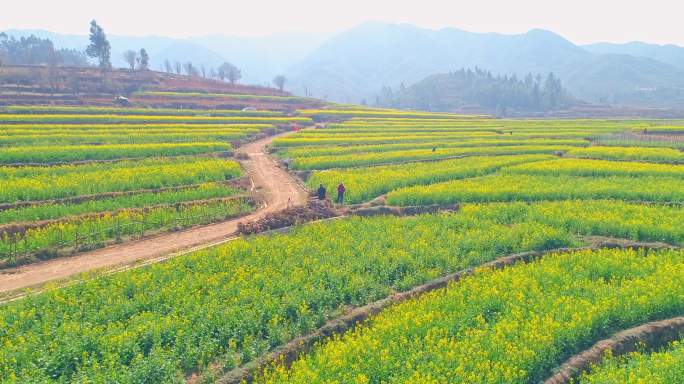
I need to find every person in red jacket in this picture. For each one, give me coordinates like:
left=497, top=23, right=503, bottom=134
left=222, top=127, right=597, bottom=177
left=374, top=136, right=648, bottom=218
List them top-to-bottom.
left=336, top=183, right=346, bottom=204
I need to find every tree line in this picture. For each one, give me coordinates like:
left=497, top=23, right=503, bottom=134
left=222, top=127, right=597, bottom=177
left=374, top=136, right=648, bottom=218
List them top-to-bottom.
left=84, top=20, right=246, bottom=84
left=1, top=21, right=288, bottom=91
left=0, top=33, right=88, bottom=66
left=158, top=59, right=287, bottom=91
left=159, top=60, right=243, bottom=84
left=375, top=67, right=575, bottom=113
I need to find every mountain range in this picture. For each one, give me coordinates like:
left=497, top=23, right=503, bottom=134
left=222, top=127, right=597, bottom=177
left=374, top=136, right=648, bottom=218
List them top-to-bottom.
left=286, top=22, right=684, bottom=106
left=5, top=23, right=684, bottom=107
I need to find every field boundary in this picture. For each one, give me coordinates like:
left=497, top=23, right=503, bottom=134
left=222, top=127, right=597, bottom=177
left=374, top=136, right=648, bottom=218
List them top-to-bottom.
left=0, top=127, right=288, bottom=168
left=0, top=131, right=309, bottom=297
left=0, top=150, right=235, bottom=168
left=291, top=151, right=565, bottom=171
left=292, top=151, right=684, bottom=172
left=567, top=154, right=684, bottom=165
left=0, top=178, right=250, bottom=212
left=0, top=194, right=253, bottom=237
left=0, top=202, right=457, bottom=304
left=0, top=215, right=349, bottom=305
left=213, top=241, right=676, bottom=384
left=544, top=317, right=684, bottom=384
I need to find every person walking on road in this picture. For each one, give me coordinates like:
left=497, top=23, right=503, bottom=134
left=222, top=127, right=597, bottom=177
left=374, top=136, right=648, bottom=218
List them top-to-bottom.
left=336, top=183, right=346, bottom=204
left=317, top=184, right=326, bottom=200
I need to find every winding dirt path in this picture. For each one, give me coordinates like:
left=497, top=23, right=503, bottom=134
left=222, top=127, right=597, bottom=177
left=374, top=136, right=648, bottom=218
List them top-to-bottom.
left=0, top=133, right=308, bottom=295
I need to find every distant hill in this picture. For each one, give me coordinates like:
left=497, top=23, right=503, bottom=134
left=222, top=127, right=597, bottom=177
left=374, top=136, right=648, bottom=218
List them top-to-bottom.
left=285, top=22, right=684, bottom=106
left=584, top=41, right=684, bottom=70
left=564, top=53, right=684, bottom=105
left=379, top=68, right=575, bottom=114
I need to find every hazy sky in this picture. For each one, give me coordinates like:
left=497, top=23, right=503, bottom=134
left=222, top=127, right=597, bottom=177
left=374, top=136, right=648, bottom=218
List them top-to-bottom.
left=2, top=0, right=683, bottom=45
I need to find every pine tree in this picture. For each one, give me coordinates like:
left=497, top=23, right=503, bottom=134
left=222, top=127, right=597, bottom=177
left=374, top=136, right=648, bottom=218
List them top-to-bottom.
left=86, top=20, right=111, bottom=70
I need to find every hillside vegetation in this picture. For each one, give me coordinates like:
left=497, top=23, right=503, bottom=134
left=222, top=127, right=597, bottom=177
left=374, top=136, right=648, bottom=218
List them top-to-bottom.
left=377, top=68, right=574, bottom=113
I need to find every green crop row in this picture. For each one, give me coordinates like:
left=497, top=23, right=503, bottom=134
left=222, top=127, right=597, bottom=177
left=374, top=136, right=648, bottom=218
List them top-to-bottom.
left=0, top=105, right=283, bottom=116
left=297, top=109, right=479, bottom=119
left=0, top=114, right=311, bottom=125
left=346, top=117, right=495, bottom=123
left=0, top=123, right=272, bottom=133
left=325, top=124, right=502, bottom=131
left=631, top=125, right=684, bottom=132
left=311, top=128, right=504, bottom=136
left=272, top=129, right=607, bottom=148
left=281, top=130, right=496, bottom=139
left=0, top=131, right=260, bottom=147
left=271, top=133, right=499, bottom=148
left=595, top=138, right=684, bottom=149
left=279, top=139, right=588, bottom=159
left=0, top=142, right=232, bottom=164
left=291, top=145, right=573, bottom=170
left=567, top=146, right=684, bottom=163
left=307, top=154, right=554, bottom=204
left=0, top=157, right=242, bottom=203
left=502, top=158, right=684, bottom=178
left=386, top=174, right=684, bottom=206
left=0, top=183, right=242, bottom=225
left=0, top=198, right=253, bottom=263
left=1, top=200, right=683, bottom=382
left=464, top=200, right=684, bottom=245
left=261, top=247, right=684, bottom=383
left=578, top=340, right=684, bottom=383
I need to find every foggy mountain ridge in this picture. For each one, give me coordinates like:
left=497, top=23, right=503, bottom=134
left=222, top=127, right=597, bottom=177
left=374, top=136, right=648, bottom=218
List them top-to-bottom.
left=5, top=22, right=684, bottom=106
left=285, top=22, right=684, bottom=105
left=583, top=41, right=684, bottom=71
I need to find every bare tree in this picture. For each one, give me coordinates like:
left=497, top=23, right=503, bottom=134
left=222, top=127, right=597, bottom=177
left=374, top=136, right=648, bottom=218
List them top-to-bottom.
left=0, top=33, right=6, bottom=66
left=47, top=47, right=61, bottom=91
left=137, top=48, right=149, bottom=70
left=122, top=50, right=138, bottom=70
left=164, top=59, right=172, bottom=73
left=174, top=61, right=182, bottom=75
left=183, top=62, right=199, bottom=77
left=183, top=62, right=193, bottom=76
left=217, top=62, right=241, bottom=84
left=200, top=65, right=206, bottom=79
left=216, top=65, right=226, bottom=81
left=227, top=66, right=241, bottom=84
left=209, top=68, right=217, bottom=79
left=273, top=75, right=286, bottom=92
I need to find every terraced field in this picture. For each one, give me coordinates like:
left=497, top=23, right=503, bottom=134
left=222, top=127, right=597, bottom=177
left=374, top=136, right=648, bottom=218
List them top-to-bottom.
left=134, top=91, right=314, bottom=104
left=0, top=105, right=313, bottom=266
left=2, top=106, right=684, bottom=384
left=263, top=113, right=684, bottom=383
left=276, top=117, right=684, bottom=204
left=2, top=201, right=684, bottom=383
left=259, top=247, right=684, bottom=383
left=578, top=341, right=684, bottom=383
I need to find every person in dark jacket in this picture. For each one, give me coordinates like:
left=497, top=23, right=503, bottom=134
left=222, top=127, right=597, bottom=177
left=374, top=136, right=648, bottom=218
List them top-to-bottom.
left=336, top=183, right=346, bottom=204
left=317, top=184, right=326, bottom=200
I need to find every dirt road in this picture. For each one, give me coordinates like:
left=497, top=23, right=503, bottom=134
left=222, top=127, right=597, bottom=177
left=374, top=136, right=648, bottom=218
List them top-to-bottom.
left=0, top=133, right=308, bottom=295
